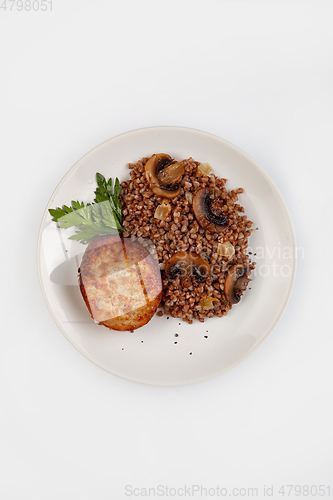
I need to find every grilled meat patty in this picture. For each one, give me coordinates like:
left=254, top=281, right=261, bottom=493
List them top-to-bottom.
left=79, top=235, right=162, bottom=331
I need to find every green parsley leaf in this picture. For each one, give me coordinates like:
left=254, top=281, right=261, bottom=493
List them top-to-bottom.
left=48, top=174, right=123, bottom=244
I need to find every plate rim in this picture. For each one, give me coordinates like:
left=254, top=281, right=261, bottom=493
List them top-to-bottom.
left=37, top=125, right=297, bottom=386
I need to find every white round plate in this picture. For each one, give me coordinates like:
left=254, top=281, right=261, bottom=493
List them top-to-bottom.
left=38, top=126, right=296, bottom=386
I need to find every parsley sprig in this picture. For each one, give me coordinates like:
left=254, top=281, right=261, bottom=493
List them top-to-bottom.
left=49, top=173, right=123, bottom=244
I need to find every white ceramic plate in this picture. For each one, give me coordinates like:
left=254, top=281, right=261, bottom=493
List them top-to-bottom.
left=38, top=126, right=296, bottom=386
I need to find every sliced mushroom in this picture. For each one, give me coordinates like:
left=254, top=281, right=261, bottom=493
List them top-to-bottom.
left=145, top=153, right=185, bottom=199
left=158, top=161, right=185, bottom=185
left=192, top=188, right=228, bottom=233
left=165, top=252, right=210, bottom=283
left=224, top=265, right=251, bottom=304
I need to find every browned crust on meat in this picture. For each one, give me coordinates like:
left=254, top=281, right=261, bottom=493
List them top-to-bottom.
left=79, top=234, right=162, bottom=331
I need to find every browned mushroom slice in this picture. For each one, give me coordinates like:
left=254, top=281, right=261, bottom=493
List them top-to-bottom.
left=145, top=153, right=184, bottom=199
left=158, top=161, right=185, bottom=185
left=192, top=188, right=228, bottom=233
left=165, top=252, right=210, bottom=283
left=224, top=265, right=251, bottom=304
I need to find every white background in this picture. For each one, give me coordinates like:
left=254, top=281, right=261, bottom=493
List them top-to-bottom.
left=1, top=0, right=332, bottom=499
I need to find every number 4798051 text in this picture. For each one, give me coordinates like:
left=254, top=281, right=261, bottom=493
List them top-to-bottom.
left=0, top=0, right=52, bottom=11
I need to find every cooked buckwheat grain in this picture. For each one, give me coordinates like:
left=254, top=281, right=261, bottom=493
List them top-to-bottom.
left=120, top=157, right=254, bottom=324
